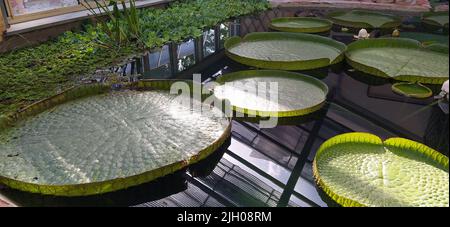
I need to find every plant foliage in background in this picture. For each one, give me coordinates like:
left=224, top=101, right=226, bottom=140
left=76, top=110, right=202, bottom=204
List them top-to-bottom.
left=0, top=0, right=270, bottom=116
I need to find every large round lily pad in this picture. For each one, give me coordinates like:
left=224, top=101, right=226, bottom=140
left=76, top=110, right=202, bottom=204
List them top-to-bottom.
left=327, top=10, right=401, bottom=29
left=423, top=11, right=449, bottom=31
left=269, top=17, right=333, bottom=33
left=224, top=32, right=346, bottom=70
left=384, top=32, right=449, bottom=46
left=345, top=38, right=449, bottom=84
left=212, top=70, right=328, bottom=117
left=0, top=81, right=231, bottom=196
left=391, top=82, right=433, bottom=99
left=313, top=132, right=449, bottom=207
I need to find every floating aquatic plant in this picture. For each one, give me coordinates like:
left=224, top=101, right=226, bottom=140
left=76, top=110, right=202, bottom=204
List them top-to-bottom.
left=0, top=0, right=271, bottom=116
left=269, top=17, right=332, bottom=33
left=225, top=32, right=346, bottom=70
left=314, top=132, right=449, bottom=207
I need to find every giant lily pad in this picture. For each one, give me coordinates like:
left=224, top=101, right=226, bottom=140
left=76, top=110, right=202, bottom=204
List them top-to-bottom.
left=327, top=10, right=401, bottom=29
left=422, top=11, right=449, bottom=31
left=269, top=17, right=333, bottom=33
left=224, top=32, right=346, bottom=70
left=346, top=38, right=449, bottom=84
left=212, top=70, right=328, bottom=117
left=0, top=81, right=231, bottom=196
left=391, top=82, right=433, bottom=99
left=313, top=132, right=449, bottom=207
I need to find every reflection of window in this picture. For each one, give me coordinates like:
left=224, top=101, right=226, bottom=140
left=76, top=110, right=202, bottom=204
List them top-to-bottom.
left=7, top=0, right=79, bottom=16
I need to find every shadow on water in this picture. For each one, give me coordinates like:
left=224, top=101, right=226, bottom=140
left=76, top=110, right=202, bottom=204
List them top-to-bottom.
left=0, top=137, right=232, bottom=207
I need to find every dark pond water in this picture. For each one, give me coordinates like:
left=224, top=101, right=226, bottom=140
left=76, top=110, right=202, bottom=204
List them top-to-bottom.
left=0, top=8, right=448, bottom=207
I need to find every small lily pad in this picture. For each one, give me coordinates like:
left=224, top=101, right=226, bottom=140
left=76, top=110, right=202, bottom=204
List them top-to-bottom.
left=269, top=17, right=332, bottom=33
left=0, top=81, right=231, bottom=196
left=392, top=82, right=433, bottom=99
left=313, top=132, right=449, bottom=207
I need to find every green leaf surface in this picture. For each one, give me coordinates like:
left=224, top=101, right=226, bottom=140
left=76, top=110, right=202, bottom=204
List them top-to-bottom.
left=328, top=10, right=401, bottom=29
left=423, top=11, right=449, bottom=27
left=269, top=17, right=332, bottom=33
left=225, top=32, right=346, bottom=70
left=383, top=32, right=449, bottom=46
left=346, top=38, right=449, bottom=84
left=213, top=70, right=328, bottom=117
left=0, top=82, right=231, bottom=196
left=313, top=132, right=449, bottom=207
